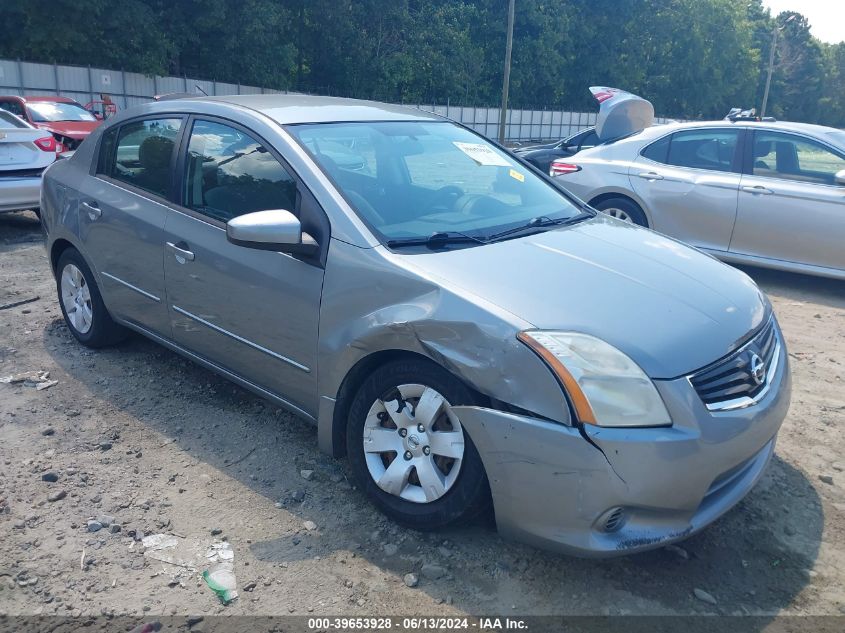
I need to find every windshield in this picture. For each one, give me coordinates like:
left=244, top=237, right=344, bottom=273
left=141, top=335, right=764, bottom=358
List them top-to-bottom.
left=26, top=101, right=96, bottom=123
left=287, top=121, right=584, bottom=244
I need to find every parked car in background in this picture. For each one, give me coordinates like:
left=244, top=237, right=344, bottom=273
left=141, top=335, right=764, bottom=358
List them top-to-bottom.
left=0, top=95, right=102, bottom=153
left=40, top=95, right=790, bottom=556
left=0, top=109, right=58, bottom=215
left=553, top=119, right=845, bottom=280
left=512, top=127, right=599, bottom=173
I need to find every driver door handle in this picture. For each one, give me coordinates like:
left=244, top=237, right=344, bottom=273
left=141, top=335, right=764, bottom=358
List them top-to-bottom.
left=637, top=172, right=664, bottom=181
left=742, top=185, right=773, bottom=195
left=82, top=201, right=102, bottom=220
left=166, top=241, right=195, bottom=262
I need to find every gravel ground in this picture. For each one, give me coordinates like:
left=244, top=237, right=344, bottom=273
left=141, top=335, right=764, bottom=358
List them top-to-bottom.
left=1, top=210, right=844, bottom=619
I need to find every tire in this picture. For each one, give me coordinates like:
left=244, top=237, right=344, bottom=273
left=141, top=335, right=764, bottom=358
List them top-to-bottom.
left=593, top=196, right=648, bottom=227
left=56, top=247, right=127, bottom=348
left=346, top=358, right=491, bottom=530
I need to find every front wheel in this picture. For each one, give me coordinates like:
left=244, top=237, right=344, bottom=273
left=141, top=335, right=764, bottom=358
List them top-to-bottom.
left=346, top=359, right=490, bottom=530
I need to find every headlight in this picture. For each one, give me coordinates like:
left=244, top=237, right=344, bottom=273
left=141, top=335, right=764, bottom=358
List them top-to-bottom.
left=518, top=331, right=671, bottom=428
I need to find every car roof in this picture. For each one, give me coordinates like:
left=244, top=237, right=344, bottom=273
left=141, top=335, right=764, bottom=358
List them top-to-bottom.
left=158, top=94, right=443, bottom=125
left=14, top=95, right=80, bottom=104
left=641, top=118, right=842, bottom=139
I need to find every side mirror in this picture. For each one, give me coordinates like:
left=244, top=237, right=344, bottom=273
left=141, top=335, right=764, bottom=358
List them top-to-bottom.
left=836, top=169, right=845, bottom=186
left=226, top=209, right=318, bottom=255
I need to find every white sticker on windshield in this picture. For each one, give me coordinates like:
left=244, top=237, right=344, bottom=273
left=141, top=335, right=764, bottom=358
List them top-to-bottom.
left=453, top=142, right=511, bottom=167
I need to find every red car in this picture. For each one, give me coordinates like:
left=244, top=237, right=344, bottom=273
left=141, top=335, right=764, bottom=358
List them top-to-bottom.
left=0, top=96, right=102, bottom=153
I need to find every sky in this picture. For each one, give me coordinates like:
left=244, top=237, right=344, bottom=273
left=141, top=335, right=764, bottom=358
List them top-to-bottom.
left=762, top=0, right=845, bottom=44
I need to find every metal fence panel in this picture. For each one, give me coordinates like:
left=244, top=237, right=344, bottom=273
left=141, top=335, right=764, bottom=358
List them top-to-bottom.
left=1, top=57, right=687, bottom=141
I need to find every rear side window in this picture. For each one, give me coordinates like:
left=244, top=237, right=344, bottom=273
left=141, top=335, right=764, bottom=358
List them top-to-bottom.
left=107, top=118, right=182, bottom=197
left=183, top=119, right=297, bottom=223
left=641, top=129, right=739, bottom=173
left=666, top=129, right=739, bottom=172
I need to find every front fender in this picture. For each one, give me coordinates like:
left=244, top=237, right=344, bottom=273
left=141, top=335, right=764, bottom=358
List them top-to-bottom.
left=316, top=239, right=571, bottom=455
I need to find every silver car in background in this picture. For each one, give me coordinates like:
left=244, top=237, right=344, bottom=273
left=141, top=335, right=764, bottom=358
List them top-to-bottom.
left=40, top=95, right=790, bottom=556
left=0, top=109, right=57, bottom=215
left=553, top=119, right=845, bottom=280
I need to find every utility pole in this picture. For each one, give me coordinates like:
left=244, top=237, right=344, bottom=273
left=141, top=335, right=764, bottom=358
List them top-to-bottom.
left=498, top=0, right=516, bottom=144
left=761, top=14, right=796, bottom=119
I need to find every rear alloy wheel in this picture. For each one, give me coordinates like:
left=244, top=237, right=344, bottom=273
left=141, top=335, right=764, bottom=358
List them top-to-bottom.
left=593, top=197, right=648, bottom=227
left=56, top=248, right=127, bottom=348
left=346, top=359, right=490, bottom=530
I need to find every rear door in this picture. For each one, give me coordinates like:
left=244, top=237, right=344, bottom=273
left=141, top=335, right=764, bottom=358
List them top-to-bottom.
left=76, top=116, right=184, bottom=335
left=162, top=117, right=326, bottom=417
left=629, top=127, right=743, bottom=251
left=730, top=130, right=845, bottom=272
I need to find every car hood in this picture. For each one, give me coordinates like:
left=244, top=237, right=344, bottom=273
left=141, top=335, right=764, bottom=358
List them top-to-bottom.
left=33, top=121, right=99, bottom=139
left=407, top=215, right=769, bottom=379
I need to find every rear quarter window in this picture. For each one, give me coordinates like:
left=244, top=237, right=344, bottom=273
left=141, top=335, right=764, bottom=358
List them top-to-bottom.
left=641, top=134, right=670, bottom=163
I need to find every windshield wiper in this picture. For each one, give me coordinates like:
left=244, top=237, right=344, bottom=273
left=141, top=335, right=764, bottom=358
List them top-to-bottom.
left=486, top=211, right=593, bottom=242
left=386, top=231, right=487, bottom=250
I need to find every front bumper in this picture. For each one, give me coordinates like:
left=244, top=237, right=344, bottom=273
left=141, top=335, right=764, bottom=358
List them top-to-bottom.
left=0, top=176, right=41, bottom=213
left=453, top=329, right=791, bottom=557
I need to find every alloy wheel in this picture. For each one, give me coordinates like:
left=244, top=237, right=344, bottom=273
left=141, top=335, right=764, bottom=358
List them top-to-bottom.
left=602, top=207, right=634, bottom=223
left=60, top=263, right=93, bottom=334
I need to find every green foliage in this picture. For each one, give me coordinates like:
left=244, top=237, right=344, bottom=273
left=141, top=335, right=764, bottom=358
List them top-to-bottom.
left=0, top=0, right=841, bottom=126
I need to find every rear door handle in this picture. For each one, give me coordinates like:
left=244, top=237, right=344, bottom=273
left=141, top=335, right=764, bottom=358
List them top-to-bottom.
left=637, top=172, right=664, bottom=181
left=742, top=185, right=773, bottom=195
left=82, top=201, right=102, bottom=220
left=166, top=241, right=195, bottom=263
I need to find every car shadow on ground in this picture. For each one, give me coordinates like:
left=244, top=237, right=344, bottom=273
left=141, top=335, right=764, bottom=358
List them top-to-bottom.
left=737, top=264, right=845, bottom=310
left=43, top=316, right=824, bottom=617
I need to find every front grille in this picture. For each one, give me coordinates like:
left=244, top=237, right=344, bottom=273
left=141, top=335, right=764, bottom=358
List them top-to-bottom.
left=689, top=318, right=779, bottom=410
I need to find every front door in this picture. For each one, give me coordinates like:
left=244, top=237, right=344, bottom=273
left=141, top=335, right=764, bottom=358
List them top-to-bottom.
left=77, top=116, right=184, bottom=335
left=163, top=118, right=325, bottom=416
left=630, top=127, right=743, bottom=251
left=730, top=130, right=845, bottom=272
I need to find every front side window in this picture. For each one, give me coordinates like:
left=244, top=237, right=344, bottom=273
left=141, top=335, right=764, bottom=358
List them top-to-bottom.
left=26, top=101, right=96, bottom=123
left=108, top=118, right=182, bottom=197
left=183, top=120, right=297, bottom=223
left=287, top=121, right=585, bottom=244
left=752, top=131, right=845, bottom=185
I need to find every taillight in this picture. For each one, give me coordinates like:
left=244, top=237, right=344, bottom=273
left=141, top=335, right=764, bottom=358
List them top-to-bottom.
left=34, top=136, right=57, bottom=152
left=550, top=160, right=581, bottom=176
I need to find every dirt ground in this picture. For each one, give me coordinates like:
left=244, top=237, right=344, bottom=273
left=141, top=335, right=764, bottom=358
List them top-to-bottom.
left=1, top=209, right=844, bottom=620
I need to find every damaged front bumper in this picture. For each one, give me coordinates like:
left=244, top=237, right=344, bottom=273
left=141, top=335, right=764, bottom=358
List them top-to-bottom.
left=452, top=339, right=791, bottom=557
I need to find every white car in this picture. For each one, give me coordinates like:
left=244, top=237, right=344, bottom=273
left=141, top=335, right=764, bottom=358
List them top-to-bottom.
left=0, top=109, right=57, bottom=215
left=552, top=117, right=845, bottom=280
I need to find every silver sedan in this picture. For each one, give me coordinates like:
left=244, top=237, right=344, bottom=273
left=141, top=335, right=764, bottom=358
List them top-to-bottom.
left=39, top=95, right=790, bottom=556
left=553, top=119, right=845, bottom=280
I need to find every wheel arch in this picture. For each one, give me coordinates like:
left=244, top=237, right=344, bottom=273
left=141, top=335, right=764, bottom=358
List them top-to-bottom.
left=50, top=238, right=78, bottom=273
left=324, top=349, right=486, bottom=458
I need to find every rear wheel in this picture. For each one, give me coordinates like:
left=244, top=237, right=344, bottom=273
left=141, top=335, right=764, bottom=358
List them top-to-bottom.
left=593, top=197, right=648, bottom=227
left=56, top=248, right=126, bottom=348
left=346, top=359, right=490, bottom=530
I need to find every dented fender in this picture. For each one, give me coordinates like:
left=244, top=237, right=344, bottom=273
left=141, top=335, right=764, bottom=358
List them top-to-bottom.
left=316, top=240, right=570, bottom=455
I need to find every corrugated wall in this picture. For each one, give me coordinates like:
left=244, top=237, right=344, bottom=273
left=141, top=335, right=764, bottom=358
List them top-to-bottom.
left=0, top=58, right=680, bottom=141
